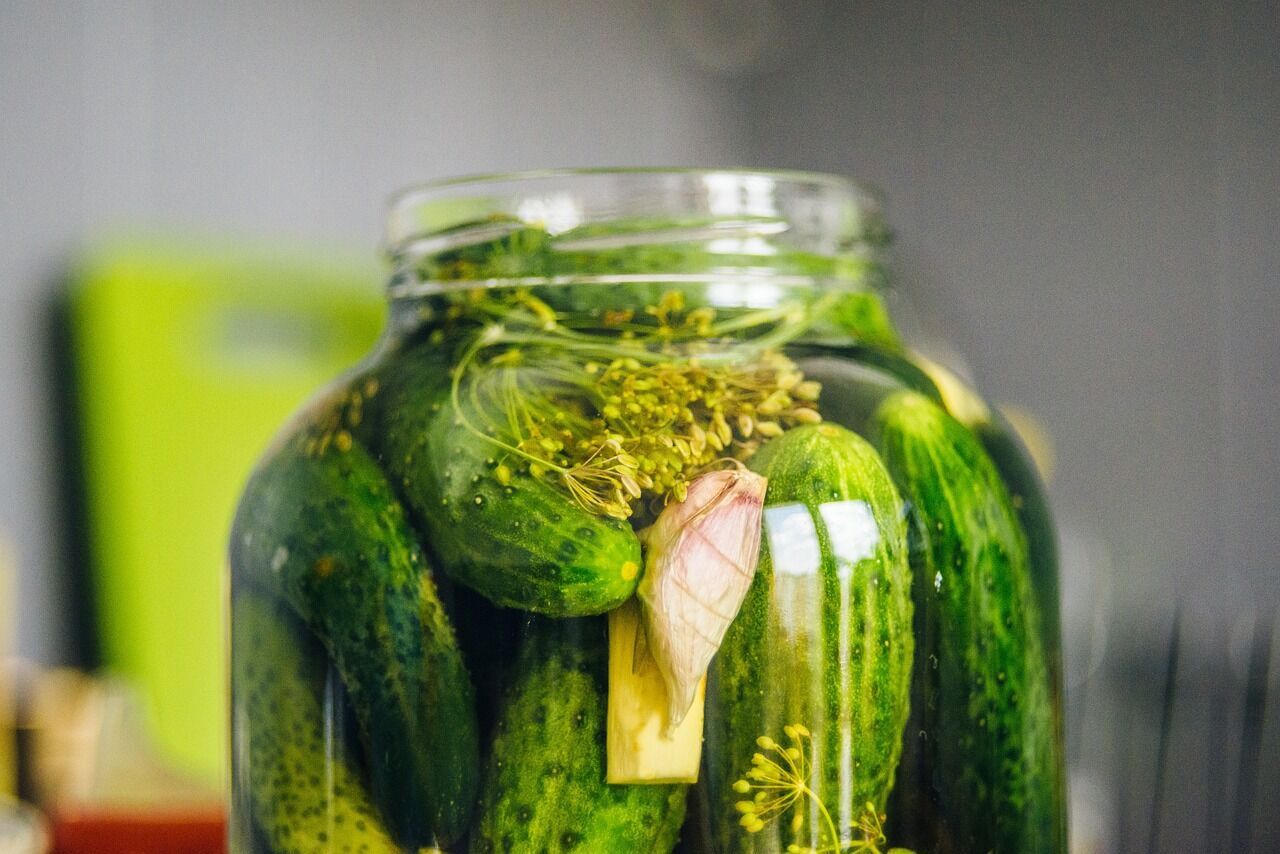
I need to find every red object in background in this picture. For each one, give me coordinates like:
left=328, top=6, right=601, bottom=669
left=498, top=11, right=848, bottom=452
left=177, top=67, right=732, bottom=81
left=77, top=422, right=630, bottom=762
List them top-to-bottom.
left=49, top=809, right=224, bottom=854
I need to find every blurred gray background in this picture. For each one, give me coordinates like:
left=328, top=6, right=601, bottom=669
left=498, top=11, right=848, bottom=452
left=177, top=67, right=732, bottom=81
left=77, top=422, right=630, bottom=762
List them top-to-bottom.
left=1, top=1, right=1277, bottom=850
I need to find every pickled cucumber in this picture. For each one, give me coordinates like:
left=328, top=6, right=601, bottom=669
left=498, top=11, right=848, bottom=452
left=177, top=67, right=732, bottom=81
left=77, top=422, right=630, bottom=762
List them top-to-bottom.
left=706, top=423, right=913, bottom=851
left=231, top=427, right=479, bottom=847
left=233, top=595, right=401, bottom=853
left=470, top=616, right=687, bottom=853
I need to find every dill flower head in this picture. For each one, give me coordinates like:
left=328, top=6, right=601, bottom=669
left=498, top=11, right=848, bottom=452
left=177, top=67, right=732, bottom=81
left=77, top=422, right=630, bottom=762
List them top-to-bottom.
left=448, top=290, right=822, bottom=519
left=562, top=349, right=817, bottom=517
left=730, top=724, right=914, bottom=854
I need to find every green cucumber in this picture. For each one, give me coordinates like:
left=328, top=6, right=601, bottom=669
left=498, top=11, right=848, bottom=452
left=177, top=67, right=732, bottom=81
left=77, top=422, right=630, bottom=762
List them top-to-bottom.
left=370, top=344, right=643, bottom=616
left=896, top=352, right=1063, bottom=668
left=870, top=391, right=1064, bottom=854
left=970, top=414, right=1064, bottom=688
left=705, top=423, right=912, bottom=852
left=231, top=428, right=479, bottom=847
left=232, top=595, right=401, bottom=853
left=470, top=616, right=687, bottom=853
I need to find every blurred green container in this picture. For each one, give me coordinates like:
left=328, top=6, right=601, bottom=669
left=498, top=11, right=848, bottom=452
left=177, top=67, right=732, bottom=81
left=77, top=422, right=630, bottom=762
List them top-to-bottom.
left=67, top=236, right=383, bottom=784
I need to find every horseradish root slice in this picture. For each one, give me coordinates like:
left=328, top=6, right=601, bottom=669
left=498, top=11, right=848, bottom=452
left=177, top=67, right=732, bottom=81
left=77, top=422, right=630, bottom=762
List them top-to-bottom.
left=607, top=599, right=704, bottom=784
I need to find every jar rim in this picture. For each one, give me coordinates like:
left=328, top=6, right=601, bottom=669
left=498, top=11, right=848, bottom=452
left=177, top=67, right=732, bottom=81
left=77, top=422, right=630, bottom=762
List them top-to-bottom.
left=386, top=166, right=871, bottom=210
left=383, top=167, right=888, bottom=297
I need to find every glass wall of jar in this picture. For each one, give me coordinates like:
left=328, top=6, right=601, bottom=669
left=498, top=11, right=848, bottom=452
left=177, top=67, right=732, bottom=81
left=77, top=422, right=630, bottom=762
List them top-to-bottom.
left=229, top=169, right=1067, bottom=854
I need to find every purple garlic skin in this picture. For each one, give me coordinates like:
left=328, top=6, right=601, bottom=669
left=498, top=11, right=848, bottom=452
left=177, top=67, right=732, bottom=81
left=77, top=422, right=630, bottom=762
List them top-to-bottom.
left=637, top=468, right=767, bottom=731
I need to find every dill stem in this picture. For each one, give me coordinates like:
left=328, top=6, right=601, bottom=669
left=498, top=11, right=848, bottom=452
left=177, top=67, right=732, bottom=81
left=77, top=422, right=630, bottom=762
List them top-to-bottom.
left=705, top=302, right=803, bottom=336
left=448, top=330, right=569, bottom=475
left=496, top=332, right=669, bottom=364
left=809, top=788, right=843, bottom=854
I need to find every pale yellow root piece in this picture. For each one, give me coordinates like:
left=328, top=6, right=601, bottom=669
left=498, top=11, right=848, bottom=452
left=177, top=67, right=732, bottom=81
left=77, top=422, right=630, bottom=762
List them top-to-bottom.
left=910, top=351, right=991, bottom=424
left=606, top=599, right=704, bottom=784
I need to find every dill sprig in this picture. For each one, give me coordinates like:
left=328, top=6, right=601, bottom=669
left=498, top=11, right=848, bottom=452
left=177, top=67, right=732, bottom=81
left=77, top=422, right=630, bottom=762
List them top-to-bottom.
left=446, top=290, right=824, bottom=519
left=731, top=725, right=914, bottom=854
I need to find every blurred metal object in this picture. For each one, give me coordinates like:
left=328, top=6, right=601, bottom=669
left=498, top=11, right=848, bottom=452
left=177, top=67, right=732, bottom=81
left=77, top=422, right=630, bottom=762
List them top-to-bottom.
left=0, top=535, right=14, bottom=798
left=1077, top=598, right=1278, bottom=853
left=1145, top=608, right=1180, bottom=854
left=1229, top=609, right=1273, bottom=853
left=11, top=664, right=223, bottom=853
left=23, top=669, right=219, bottom=810
left=0, top=796, right=46, bottom=854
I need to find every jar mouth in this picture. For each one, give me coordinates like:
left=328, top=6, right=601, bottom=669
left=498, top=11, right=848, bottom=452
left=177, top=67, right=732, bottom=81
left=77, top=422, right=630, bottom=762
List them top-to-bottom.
left=386, top=166, right=865, bottom=209
left=384, top=167, right=889, bottom=298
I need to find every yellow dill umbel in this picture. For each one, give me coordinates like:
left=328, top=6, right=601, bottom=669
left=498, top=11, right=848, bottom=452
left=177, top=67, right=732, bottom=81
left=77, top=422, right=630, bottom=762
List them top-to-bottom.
left=446, top=289, right=825, bottom=519
left=730, top=724, right=915, bottom=854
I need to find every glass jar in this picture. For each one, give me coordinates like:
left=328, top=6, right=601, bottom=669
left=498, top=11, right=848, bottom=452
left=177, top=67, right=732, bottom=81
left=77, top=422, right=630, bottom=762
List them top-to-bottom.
left=229, top=169, right=1067, bottom=854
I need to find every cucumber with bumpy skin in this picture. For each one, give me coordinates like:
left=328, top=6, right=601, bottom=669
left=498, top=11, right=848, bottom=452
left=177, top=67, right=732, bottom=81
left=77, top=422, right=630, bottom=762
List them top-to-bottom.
left=369, top=344, right=643, bottom=616
left=906, top=352, right=1064, bottom=667
left=871, top=391, right=1064, bottom=854
left=970, top=414, right=1065, bottom=688
left=706, top=423, right=912, bottom=852
left=231, top=426, right=478, bottom=848
left=233, top=595, right=401, bottom=854
left=470, top=616, right=688, bottom=853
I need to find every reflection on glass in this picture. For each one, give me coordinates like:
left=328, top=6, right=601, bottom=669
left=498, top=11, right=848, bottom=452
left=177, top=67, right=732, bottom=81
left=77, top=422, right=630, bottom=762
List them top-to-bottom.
left=819, top=499, right=880, bottom=579
left=763, top=503, right=821, bottom=576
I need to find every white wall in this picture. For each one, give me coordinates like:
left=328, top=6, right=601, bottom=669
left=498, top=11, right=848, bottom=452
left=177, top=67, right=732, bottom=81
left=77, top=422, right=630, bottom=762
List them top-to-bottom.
left=0, top=0, right=749, bottom=662
left=744, top=0, right=1280, bottom=631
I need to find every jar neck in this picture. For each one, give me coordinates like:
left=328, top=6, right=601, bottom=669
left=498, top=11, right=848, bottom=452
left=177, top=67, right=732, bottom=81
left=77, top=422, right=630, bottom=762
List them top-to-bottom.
left=381, top=169, right=898, bottom=348
left=385, top=280, right=900, bottom=358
